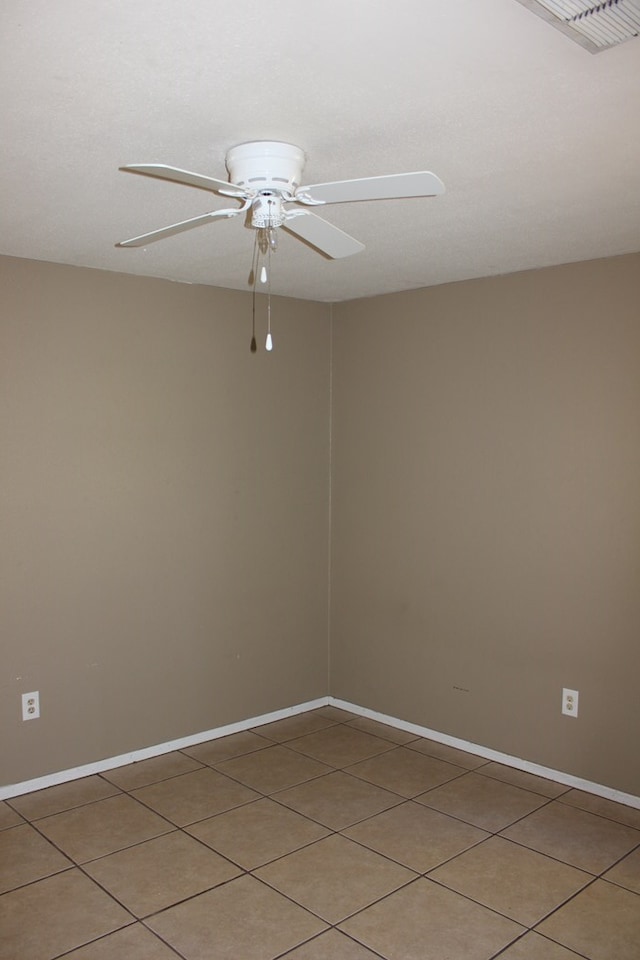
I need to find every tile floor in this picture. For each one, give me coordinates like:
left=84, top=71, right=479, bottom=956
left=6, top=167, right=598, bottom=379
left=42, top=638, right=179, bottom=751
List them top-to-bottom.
left=1, top=706, right=639, bottom=960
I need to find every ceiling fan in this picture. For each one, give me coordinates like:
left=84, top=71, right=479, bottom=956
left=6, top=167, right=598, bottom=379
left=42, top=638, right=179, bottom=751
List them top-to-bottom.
left=117, top=140, right=445, bottom=258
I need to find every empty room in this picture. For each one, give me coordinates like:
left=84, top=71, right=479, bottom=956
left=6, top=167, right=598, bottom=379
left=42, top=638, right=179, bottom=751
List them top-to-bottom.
left=1, top=2, right=639, bottom=958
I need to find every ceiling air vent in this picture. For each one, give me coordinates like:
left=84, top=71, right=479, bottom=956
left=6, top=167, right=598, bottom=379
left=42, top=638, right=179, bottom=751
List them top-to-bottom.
left=516, top=0, right=640, bottom=52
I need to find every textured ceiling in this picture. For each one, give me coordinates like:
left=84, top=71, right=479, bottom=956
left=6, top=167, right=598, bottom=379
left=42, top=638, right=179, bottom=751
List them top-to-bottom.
left=1, top=0, right=639, bottom=302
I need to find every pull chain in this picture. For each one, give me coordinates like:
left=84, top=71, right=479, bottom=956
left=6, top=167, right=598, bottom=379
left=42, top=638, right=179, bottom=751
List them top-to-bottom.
left=249, top=222, right=276, bottom=354
left=250, top=232, right=259, bottom=353
left=265, top=242, right=273, bottom=351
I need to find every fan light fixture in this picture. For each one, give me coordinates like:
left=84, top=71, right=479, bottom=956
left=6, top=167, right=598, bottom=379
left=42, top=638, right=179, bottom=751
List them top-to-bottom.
left=117, top=140, right=445, bottom=353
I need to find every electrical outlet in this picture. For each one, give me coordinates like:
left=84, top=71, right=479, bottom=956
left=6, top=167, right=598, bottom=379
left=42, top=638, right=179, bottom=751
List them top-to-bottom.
left=562, top=687, right=579, bottom=718
left=21, top=691, right=40, bottom=721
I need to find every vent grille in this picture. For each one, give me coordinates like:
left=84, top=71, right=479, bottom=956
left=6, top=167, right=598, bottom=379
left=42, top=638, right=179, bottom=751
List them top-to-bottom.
left=516, top=0, right=640, bottom=52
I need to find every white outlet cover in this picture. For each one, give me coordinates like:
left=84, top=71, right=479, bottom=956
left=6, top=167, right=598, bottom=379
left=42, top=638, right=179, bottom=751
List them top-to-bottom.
left=562, top=687, right=579, bottom=718
left=21, top=691, right=40, bottom=721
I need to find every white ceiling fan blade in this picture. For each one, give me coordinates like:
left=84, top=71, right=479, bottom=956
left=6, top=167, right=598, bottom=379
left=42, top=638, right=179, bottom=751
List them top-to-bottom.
left=120, top=164, right=246, bottom=197
left=299, top=170, right=445, bottom=204
left=117, top=208, right=241, bottom=247
left=283, top=211, right=365, bottom=259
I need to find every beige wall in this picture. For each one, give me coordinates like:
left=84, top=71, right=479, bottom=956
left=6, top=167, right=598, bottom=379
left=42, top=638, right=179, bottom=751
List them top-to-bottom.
left=3, top=252, right=639, bottom=798
left=330, top=254, right=640, bottom=796
left=1, top=257, right=330, bottom=786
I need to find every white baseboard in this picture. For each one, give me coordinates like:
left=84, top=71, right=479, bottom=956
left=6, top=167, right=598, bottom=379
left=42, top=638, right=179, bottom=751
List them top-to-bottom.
left=3, top=695, right=639, bottom=811
left=0, top=697, right=329, bottom=801
left=330, top=697, right=640, bottom=811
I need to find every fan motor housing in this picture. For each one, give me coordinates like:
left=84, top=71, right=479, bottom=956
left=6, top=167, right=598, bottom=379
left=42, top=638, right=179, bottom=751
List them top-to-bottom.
left=226, top=141, right=306, bottom=194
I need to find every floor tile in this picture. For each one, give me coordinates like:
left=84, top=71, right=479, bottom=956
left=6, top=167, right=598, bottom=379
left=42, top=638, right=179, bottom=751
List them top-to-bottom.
left=8, top=705, right=638, bottom=960
left=313, top=705, right=358, bottom=721
left=254, top=711, right=338, bottom=742
left=345, top=715, right=420, bottom=745
left=287, top=725, right=394, bottom=768
left=182, top=730, right=271, bottom=765
left=406, top=738, right=490, bottom=770
left=216, top=744, right=332, bottom=794
left=348, top=747, right=466, bottom=799
left=101, top=750, right=203, bottom=790
left=476, top=762, right=570, bottom=798
left=131, top=766, right=260, bottom=825
left=274, top=770, right=402, bottom=830
left=417, top=771, right=548, bottom=832
left=7, top=775, right=120, bottom=821
left=558, top=789, right=640, bottom=829
left=36, top=793, right=173, bottom=863
left=185, top=797, right=329, bottom=869
left=501, top=799, right=640, bottom=874
left=0, top=801, right=24, bottom=830
left=343, top=801, right=489, bottom=872
left=0, top=823, right=72, bottom=893
left=84, top=829, right=241, bottom=917
left=255, top=833, right=415, bottom=924
left=429, top=836, right=591, bottom=926
left=603, top=845, right=640, bottom=894
left=0, top=869, right=133, bottom=960
left=146, top=873, right=326, bottom=960
left=340, top=876, right=524, bottom=960
left=536, top=879, right=640, bottom=960
left=59, top=922, right=183, bottom=959
left=282, top=928, right=384, bottom=958
left=496, top=932, right=584, bottom=958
